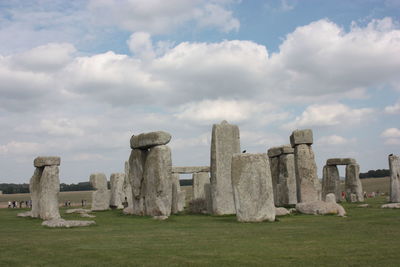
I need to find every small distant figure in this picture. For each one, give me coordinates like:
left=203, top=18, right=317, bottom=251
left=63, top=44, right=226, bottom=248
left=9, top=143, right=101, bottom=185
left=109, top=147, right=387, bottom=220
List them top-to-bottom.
left=242, top=150, right=246, bottom=153
left=341, top=191, right=345, bottom=200
left=364, top=191, right=367, bottom=198
left=371, top=191, right=376, bottom=198
left=81, top=199, right=85, bottom=207
left=25, top=200, right=29, bottom=207
left=67, top=200, right=71, bottom=207
left=8, top=201, right=11, bottom=208
left=12, top=201, right=16, bottom=208
left=19, top=201, right=24, bottom=208
left=64, top=201, right=68, bottom=207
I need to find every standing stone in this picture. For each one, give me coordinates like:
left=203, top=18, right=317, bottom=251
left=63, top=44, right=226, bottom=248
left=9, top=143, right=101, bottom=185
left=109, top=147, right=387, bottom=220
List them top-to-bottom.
left=210, top=120, right=240, bottom=215
left=143, top=145, right=172, bottom=216
left=128, top=149, right=147, bottom=215
left=278, top=152, right=297, bottom=205
left=231, top=153, right=275, bottom=222
left=389, top=154, right=400, bottom=203
left=269, top=156, right=280, bottom=205
left=123, top=161, right=133, bottom=208
left=345, top=163, right=364, bottom=202
left=322, top=165, right=341, bottom=202
left=39, top=166, right=61, bottom=220
left=29, top=167, right=43, bottom=218
left=192, top=172, right=210, bottom=200
left=90, top=173, right=110, bottom=211
left=110, top=173, right=125, bottom=209
left=171, top=173, right=182, bottom=214
left=204, top=184, right=213, bottom=214
left=178, top=191, right=186, bottom=212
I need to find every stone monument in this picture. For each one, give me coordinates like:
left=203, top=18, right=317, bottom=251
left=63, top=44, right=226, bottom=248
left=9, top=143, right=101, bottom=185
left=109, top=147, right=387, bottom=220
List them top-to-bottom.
left=389, top=154, right=400, bottom=203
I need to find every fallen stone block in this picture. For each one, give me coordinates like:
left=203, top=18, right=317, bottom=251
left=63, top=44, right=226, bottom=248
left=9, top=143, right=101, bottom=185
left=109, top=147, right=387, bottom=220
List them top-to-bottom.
left=130, top=131, right=171, bottom=149
left=296, top=193, right=346, bottom=217
left=381, top=203, right=400, bottom=209
left=275, top=207, right=290, bottom=216
left=65, top=209, right=92, bottom=214
left=42, top=218, right=96, bottom=228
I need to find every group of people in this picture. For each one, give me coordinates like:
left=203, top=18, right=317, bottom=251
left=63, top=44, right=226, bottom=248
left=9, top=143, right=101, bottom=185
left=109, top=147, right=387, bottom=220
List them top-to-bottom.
left=8, top=200, right=31, bottom=208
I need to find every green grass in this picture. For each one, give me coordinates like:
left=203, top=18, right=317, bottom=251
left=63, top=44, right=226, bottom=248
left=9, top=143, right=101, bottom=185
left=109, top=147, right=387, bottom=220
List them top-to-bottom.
left=1, top=196, right=400, bottom=266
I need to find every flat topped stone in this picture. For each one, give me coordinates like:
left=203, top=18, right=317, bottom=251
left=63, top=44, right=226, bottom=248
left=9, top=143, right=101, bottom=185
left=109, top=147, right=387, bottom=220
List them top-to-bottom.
left=290, top=129, right=313, bottom=147
left=130, top=131, right=171, bottom=149
left=267, top=145, right=294, bottom=158
left=34, top=156, right=60, bottom=167
left=327, top=158, right=356, bottom=165
left=172, top=166, right=210, bottom=173
left=89, top=173, right=108, bottom=190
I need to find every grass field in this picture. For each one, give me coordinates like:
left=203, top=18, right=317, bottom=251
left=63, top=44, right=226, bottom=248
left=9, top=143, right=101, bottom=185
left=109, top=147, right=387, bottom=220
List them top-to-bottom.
left=1, top=196, right=400, bottom=266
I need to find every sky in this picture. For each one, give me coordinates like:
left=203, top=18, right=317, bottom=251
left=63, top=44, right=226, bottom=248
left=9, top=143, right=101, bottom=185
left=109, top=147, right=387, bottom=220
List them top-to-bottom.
left=0, top=0, right=399, bottom=184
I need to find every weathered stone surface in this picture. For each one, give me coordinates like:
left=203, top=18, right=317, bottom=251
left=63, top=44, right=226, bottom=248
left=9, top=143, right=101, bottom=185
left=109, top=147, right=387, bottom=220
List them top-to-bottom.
left=210, top=120, right=240, bottom=215
left=290, top=129, right=313, bottom=147
left=130, top=131, right=171, bottom=149
left=294, top=144, right=321, bottom=203
left=143, top=145, right=172, bottom=216
left=281, top=145, right=294, bottom=154
left=268, top=146, right=282, bottom=158
left=128, top=149, right=147, bottom=215
left=231, top=153, right=275, bottom=222
left=278, top=153, right=297, bottom=205
left=389, top=154, right=400, bottom=203
left=34, top=156, right=60, bottom=167
left=269, top=156, right=280, bottom=205
left=326, top=158, right=356, bottom=166
left=123, top=161, right=133, bottom=209
left=345, top=163, right=364, bottom=202
left=322, top=165, right=341, bottom=202
left=39, top=166, right=61, bottom=220
left=172, top=166, right=210, bottom=174
left=29, top=167, right=42, bottom=218
left=192, top=172, right=210, bottom=200
left=90, top=173, right=110, bottom=211
left=110, top=173, right=125, bottom=209
left=171, top=173, right=182, bottom=214
left=204, top=183, right=213, bottom=214
left=178, top=191, right=186, bottom=212
left=296, top=197, right=346, bottom=217
left=381, top=203, right=400, bottom=209
left=358, top=204, right=369, bottom=208
left=122, top=206, right=134, bottom=215
left=275, top=207, right=290, bottom=216
left=65, top=208, right=92, bottom=214
left=17, top=211, right=32, bottom=217
left=80, top=213, right=96, bottom=218
left=152, top=215, right=168, bottom=221
left=42, top=218, right=95, bottom=228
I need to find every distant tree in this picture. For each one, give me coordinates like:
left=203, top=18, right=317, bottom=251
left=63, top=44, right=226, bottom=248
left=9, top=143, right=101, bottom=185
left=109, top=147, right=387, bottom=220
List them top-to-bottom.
left=359, top=169, right=390, bottom=179
left=180, top=179, right=193, bottom=186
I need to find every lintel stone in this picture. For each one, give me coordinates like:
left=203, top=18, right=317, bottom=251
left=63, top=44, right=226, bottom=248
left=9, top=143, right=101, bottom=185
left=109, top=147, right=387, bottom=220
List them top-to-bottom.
left=290, top=129, right=313, bottom=147
left=130, top=131, right=171, bottom=149
left=34, top=156, right=61, bottom=167
left=326, top=158, right=356, bottom=166
left=172, top=166, right=210, bottom=174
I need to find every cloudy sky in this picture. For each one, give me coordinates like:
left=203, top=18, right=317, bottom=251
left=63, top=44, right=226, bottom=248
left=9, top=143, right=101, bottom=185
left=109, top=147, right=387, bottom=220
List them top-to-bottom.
left=1, top=0, right=399, bottom=184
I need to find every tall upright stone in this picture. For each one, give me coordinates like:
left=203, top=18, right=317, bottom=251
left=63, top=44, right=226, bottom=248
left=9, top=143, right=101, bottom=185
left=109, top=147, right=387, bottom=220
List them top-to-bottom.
left=210, top=120, right=240, bottom=215
left=291, top=129, right=321, bottom=203
left=143, top=145, right=172, bottom=216
left=278, top=147, right=297, bottom=205
left=128, top=149, right=147, bottom=215
left=231, top=153, right=275, bottom=222
left=389, top=154, right=400, bottom=203
left=268, top=155, right=280, bottom=205
left=123, top=161, right=133, bottom=208
left=345, top=163, right=364, bottom=202
left=39, top=165, right=61, bottom=220
left=321, top=165, right=341, bottom=201
left=29, top=167, right=43, bottom=218
left=192, top=172, right=210, bottom=200
left=90, top=173, right=110, bottom=211
left=110, top=173, right=125, bottom=209
left=171, top=173, right=185, bottom=214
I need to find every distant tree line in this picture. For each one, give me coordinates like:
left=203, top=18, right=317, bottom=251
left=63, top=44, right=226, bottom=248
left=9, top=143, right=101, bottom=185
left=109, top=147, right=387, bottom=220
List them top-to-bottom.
left=359, top=169, right=390, bottom=179
left=0, top=182, right=93, bottom=194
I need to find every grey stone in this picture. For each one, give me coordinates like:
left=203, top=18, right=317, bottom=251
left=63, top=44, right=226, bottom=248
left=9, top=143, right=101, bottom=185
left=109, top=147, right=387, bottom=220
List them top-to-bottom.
left=210, top=120, right=240, bottom=215
left=290, top=129, right=313, bottom=147
left=130, top=131, right=171, bottom=149
left=294, top=144, right=321, bottom=203
left=143, top=145, right=172, bottom=217
left=281, top=145, right=294, bottom=154
left=268, top=146, right=282, bottom=158
left=128, top=149, right=147, bottom=215
left=231, top=153, right=275, bottom=222
left=278, top=153, right=297, bottom=205
left=389, top=154, right=400, bottom=203
left=33, top=156, right=60, bottom=167
left=269, top=156, right=280, bottom=205
left=326, top=158, right=356, bottom=166
left=123, top=161, right=133, bottom=209
left=345, top=163, right=364, bottom=202
left=322, top=165, right=341, bottom=202
left=39, top=166, right=61, bottom=220
left=172, top=166, right=210, bottom=173
left=29, top=167, right=42, bottom=218
left=192, top=172, right=210, bottom=200
left=90, top=173, right=110, bottom=211
left=110, top=173, right=125, bottom=209
left=171, top=173, right=182, bottom=214
left=204, top=183, right=213, bottom=214
left=178, top=191, right=186, bottom=212
left=296, top=199, right=346, bottom=217
left=381, top=203, right=400, bottom=209
left=122, top=206, right=134, bottom=215
left=275, top=207, right=290, bottom=216
left=65, top=208, right=92, bottom=214
left=17, top=211, right=32, bottom=217
left=80, top=213, right=96, bottom=218
left=152, top=215, right=168, bottom=221
left=42, top=218, right=95, bottom=228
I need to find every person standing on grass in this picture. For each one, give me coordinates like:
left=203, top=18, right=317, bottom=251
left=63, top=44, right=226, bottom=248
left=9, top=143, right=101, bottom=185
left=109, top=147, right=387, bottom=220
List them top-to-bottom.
left=8, top=201, right=11, bottom=208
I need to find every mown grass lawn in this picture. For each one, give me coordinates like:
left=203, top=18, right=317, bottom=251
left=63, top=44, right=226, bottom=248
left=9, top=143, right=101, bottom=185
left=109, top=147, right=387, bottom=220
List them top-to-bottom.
left=1, top=196, right=400, bottom=266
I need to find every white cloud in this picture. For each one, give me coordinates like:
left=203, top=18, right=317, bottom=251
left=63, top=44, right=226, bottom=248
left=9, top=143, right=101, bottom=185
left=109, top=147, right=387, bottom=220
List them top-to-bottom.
left=196, top=3, right=239, bottom=32
left=127, top=32, right=155, bottom=61
left=384, top=100, right=400, bottom=114
left=283, top=103, right=374, bottom=129
left=40, top=118, right=85, bottom=137
left=381, top=128, right=400, bottom=138
left=316, top=135, right=353, bottom=145
left=0, top=141, right=43, bottom=156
